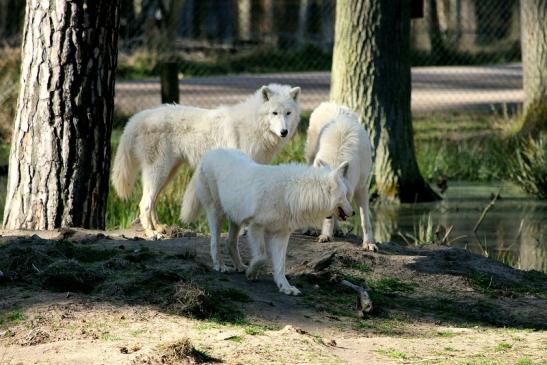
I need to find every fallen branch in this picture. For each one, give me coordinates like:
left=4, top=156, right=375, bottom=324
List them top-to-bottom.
left=473, top=190, right=500, bottom=233
left=340, top=279, right=373, bottom=316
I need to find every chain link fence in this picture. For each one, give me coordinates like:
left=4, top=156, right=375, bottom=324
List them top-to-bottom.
left=0, top=0, right=524, bottom=122
left=113, top=0, right=523, bottom=117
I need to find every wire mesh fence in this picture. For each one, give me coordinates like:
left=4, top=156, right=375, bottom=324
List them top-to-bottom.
left=0, top=0, right=525, bottom=118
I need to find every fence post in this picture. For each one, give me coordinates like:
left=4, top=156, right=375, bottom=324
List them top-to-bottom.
left=160, top=62, right=180, bottom=104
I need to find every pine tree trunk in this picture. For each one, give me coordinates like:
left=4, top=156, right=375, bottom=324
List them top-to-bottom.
left=3, top=0, right=120, bottom=230
left=330, top=0, right=439, bottom=202
left=520, top=0, right=547, bottom=136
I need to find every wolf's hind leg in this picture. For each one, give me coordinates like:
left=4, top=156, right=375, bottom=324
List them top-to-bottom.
left=140, top=158, right=177, bottom=239
left=355, top=184, right=377, bottom=252
left=206, top=209, right=232, bottom=272
left=227, top=221, right=247, bottom=272
left=245, top=225, right=267, bottom=280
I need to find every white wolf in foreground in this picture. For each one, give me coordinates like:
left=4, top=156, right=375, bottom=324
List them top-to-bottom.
left=111, top=84, right=301, bottom=238
left=305, top=102, right=377, bottom=251
left=185, top=148, right=354, bottom=295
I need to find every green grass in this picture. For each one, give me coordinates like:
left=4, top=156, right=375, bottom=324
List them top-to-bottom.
left=117, top=45, right=333, bottom=80
left=352, top=263, right=372, bottom=272
left=0, top=310, right=25, bottom=326
left=244, top=325, right=266, bottom=336
left=495, top=342, right=513, bottom=351
left=375, top=347, right=408, bottom=360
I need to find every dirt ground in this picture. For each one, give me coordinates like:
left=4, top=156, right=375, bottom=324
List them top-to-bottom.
left=1, top=228, right=546, bottom=365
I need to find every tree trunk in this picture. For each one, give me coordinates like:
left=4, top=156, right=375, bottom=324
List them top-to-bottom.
left=3, top=0, right=120, bottom=230
left=330, top=0, right=439, bottom=202
left=520, top=0, right=547, bottom=136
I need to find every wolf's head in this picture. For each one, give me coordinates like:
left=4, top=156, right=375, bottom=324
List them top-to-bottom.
left=259, top=84, right=301, bottom=138
left=316, top=160, right=355, bottom=221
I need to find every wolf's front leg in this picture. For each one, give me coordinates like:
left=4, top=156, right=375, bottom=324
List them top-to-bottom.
left=318, top=217, right=335, bottom=243
left=245, top=225, right=267, bottom=280
left=268, top=233, right=301, bottom=296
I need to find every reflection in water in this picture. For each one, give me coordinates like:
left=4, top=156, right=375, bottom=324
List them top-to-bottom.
left=349, top=182, right=547, bottom=273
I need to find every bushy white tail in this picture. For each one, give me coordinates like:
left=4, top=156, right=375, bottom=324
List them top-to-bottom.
left=111, top=132, right=138, bottom=199
left=180, top=172, right=202, bottom=222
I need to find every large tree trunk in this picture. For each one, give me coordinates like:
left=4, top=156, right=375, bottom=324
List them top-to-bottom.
left=3, top=0, right=120, bottom=230
left=330, top=0, right=439, bottom=202
left=520, top=0, right=547, bottom=136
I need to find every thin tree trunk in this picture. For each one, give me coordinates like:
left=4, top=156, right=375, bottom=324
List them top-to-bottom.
left=3, top=0, right=120, bottom=230
left=330, top=0, right=439, bottom=203
left=520, top=0, right=547, bottom=136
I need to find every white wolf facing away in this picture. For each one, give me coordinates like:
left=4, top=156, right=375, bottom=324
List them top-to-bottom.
left=111, top=84, right=301, bottom=238
left=305, top=102, right=377, bottom=251
left=185, top=148, right=354, bottom=295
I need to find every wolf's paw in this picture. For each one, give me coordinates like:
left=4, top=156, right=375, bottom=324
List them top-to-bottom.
left=155, top=224, right=168, bottom=234
left=145, top=230, right=165, bottom=240
left=318, top=234, right=332, bottom=243
left=363, top=241, right=378, bottom=252
left=214, top=263, right=234, bottom=273
left=279, top=285, right=302, bottom=296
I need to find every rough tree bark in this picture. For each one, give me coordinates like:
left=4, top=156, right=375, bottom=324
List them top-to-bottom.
left=3, top=0, right=121, bottom=230
left=330, top=0, right=439, bottom=202
left=520, top=0, right=547, bottom=136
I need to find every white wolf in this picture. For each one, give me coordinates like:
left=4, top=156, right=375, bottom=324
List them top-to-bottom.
left=111, top=84, right=301, bottom=238
left=305, top=102, right=377, bottom=251
left=186, top=148, right=354, bottom=295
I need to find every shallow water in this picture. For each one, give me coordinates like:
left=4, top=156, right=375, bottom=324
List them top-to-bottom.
left=360, top=182, right=547, bottom=273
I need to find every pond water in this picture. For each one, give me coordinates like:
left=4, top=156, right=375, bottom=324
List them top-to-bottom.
left=362, top=182, right=547, bottom=273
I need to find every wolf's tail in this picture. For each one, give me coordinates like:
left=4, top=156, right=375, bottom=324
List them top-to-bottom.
left=111, top=129, right=138, bottom=199
left=180, top=171, right=202, bottom=223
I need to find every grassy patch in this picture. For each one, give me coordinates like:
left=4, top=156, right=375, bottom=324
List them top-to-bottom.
left=117, top=45, right=332, bottom=79
left=351, top=263, right=372, bottom=272
left=368, top=277, right=418, bottom=295
left=0, top=311, right=25, bottom=326
left=244, top=325, right=266, bottom=336
left=225, top=335, right=243, bottom=343
left=495, top=342, right=513, bottom=351
left=375, top=347, right=408, bottom=360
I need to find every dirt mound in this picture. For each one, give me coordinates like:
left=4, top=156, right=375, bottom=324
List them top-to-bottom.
left=133, top=338, right=221, bottom=365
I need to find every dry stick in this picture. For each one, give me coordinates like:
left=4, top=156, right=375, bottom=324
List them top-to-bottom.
left=473, top=190, right=500, bottom=233
left=340, top=279, right=373, bottom=316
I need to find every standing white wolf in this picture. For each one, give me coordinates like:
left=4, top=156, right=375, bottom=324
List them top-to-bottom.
left=111, top=84, right=301, bottom=238
left=305, top=102, right=377, bottom=251
left=184, top=148, right=354, bottom=295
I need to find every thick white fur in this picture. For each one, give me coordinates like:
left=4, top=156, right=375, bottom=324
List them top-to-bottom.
left=111, top=84, right=301, bottom=238
left=305, top=102, right=377, bottom=251
left=192, top=148, right=354, bottom=295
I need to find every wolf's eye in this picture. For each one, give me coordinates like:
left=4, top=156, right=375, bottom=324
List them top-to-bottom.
left=273, top=111, right=278, bottom=115
left=286, top=111, right=291, bottom=115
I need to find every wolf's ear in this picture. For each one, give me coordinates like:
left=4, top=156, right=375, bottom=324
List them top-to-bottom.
left=261, top=86, right=273, bottom=102
left=289, top=87, right=301, bottom=101
left=314, top=159, right=330, bottom=170
left=334, top=161, right=349, bottom=178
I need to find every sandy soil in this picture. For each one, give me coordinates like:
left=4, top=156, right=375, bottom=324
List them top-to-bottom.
left=1, top=228, right=546, bottom=365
